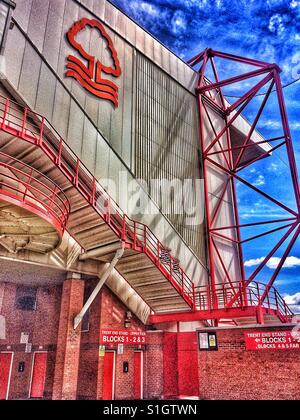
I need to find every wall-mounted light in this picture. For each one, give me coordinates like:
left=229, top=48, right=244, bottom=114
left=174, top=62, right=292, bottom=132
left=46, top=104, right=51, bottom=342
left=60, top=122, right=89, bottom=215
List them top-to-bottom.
left=0, top=0, right=15, bottom=54
left=124, top=311, right=132, bottom=329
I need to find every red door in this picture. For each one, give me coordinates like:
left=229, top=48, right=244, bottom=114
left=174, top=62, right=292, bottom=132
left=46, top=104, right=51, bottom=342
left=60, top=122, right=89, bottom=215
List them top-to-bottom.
left=30, top=352, right=48, bottom=399
left=103, top=352, right=115, bottom=400
left=134, top=352, right=143, bottom=400
left=0, top=353, right=13, bottom=400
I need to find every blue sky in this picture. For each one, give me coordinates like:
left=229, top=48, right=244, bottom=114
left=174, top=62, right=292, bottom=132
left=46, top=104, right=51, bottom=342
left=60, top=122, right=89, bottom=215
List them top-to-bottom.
left=110, top=0, right=300, bottom=310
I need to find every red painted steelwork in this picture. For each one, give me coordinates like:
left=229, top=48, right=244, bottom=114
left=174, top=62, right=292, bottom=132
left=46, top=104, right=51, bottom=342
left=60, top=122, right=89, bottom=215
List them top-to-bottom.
left=0, top=48, right=297, bottom=323
left=190, top=49, right=299, bottom=316
left=0, top=95, right=194, bottom=309
left=0, top=152, right=70, bottom=236
left=150, top=280, right=293, bottom=324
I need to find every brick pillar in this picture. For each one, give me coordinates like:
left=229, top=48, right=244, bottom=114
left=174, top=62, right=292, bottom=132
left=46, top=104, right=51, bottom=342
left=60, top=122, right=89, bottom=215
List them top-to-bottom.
left=52, top=277, right=84, bottom=400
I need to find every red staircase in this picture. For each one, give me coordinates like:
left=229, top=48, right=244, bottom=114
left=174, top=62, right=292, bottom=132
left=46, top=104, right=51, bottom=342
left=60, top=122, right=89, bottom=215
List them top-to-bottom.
left=0, top=94, right=294, bottom=322
left=0, top=95, right=194, bottom=313
left=0, top=151, right=70, bottom=237
left=195, top=281, right=294, bottom=324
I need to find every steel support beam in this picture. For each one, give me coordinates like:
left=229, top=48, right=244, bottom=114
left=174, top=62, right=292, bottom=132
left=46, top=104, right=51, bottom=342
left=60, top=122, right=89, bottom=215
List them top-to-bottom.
left=73, top=247, right=124, bottom=330
left=149, top=306, right=274, bottom=324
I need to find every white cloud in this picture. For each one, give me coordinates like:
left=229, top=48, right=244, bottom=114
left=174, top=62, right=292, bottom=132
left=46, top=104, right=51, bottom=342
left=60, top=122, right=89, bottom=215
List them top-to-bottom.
left=290, top=0, right=300, bottom=9
left=129, top=1, right=159, bottom=17
left=171, top=10, right=187, bottom=34
left=268, top=14, right=286, bottom=36
left=257, top=118, right=300, bottom=131
left=290, top=121, right=300, bottom=131
left=268, top=163, right=280, bottom=172
left=253, top=174, right=265, bottom=187
left=245, top=256, right=300, bottom=269
left=245, top=257, right=265, bottom=267
left=284, top=292, right=300, bottom=313
left=284, top=292, right=300, bottom=305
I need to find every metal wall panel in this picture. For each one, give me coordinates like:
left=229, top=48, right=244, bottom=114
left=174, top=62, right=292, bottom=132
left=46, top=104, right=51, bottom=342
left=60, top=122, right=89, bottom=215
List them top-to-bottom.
left=3, top=0, right=208, bottom=284
left=13, top=0, right=33, bottom=31
left=27, top=0, right=50, bottom=51
left=42, top=0, right=66, bottom=71
left=93, top=0, right=105, bottom=21
left=104, top=0, right=117, bottom=28
left=115, top=8, right=126, bottom=39
left=4, top=23, right=25, bottom=87
left=17, top=42, right=42, bottom=107
left=135, top=53, right=206, bottom=260
left=35, top=62, right=57, bottom=121
left=52, top=82, right=72, bottom=140
left=81, top=115, right=97, bottom=173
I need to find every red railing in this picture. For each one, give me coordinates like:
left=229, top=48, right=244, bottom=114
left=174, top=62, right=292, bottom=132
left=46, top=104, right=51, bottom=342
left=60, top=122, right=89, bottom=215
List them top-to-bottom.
left=0, top=95, right=194, bottom=307
left=0, top=152, right=70, bottom=235
left=195, top=281, right=294, bottom=322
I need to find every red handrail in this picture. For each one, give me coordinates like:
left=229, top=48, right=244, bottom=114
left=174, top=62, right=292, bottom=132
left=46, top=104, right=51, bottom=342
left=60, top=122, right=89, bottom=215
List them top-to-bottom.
left=0, top=95, right=194, bottom=306
left=0, top=153, right=70, bottom=235
left=194, top=281, right=294, bottom=321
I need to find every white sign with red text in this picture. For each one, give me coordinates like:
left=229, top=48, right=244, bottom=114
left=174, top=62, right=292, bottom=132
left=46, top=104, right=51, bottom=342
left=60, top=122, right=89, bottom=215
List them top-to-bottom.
left=100, top=329, right=146, bottom=345
left=245, top=330, right=300, bottom=351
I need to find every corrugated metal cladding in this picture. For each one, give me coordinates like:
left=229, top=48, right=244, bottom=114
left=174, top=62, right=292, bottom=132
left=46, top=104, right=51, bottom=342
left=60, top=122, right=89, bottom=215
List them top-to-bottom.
left=135, top=53, right=205, bottom=258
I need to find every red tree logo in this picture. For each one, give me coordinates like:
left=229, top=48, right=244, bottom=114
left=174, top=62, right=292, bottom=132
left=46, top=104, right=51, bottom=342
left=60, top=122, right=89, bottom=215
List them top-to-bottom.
left=66, top=18, right=122, bottom=107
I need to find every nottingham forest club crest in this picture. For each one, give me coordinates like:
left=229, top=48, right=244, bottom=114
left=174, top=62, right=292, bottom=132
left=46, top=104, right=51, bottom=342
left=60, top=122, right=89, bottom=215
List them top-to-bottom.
left=65, top=18, right=122, bottom=108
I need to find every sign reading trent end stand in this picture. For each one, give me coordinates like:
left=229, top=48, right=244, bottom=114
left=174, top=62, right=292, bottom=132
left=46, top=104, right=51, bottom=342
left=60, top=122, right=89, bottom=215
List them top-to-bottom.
left=100, top=329, right=146, bottom=345
left=245, top=330, right=300, bottom=351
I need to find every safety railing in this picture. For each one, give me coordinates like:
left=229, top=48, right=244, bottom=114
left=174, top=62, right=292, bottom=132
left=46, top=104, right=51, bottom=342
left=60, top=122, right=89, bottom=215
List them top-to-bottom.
left=0, top=95, right=194, bottom=307
left=0, top=152, right=70, bottom=235
left=195, top=281, right=294, bottom=322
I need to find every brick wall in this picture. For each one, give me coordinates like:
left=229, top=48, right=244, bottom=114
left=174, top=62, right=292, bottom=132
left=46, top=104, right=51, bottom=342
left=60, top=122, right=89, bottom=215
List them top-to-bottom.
left=52, top=278, right=84, bottom=400
left=1, top=279, right=149, bottom=401
left=3, top=279, right=300, bottom=401
left=0, top=282, right=62, bottom=399
left=77, top=285, right=147, bottom=400
left=198, top=327, right=300, bottom=400
left=144, top=331, right=164, bottom=400
left=144, top=331, right=199, bottom=400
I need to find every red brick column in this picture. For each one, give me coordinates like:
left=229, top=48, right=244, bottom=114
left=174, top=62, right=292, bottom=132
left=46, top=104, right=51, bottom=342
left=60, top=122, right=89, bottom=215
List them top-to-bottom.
left=52, top=277, right=84, bottom=400
left=144, top=331, right=164, bottom=399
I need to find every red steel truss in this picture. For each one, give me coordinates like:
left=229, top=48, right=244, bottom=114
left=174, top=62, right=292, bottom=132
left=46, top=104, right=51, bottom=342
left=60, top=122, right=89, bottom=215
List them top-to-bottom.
left=187, top=49, right=300, bottom=318
left=151, top=50, right=299, bottom=325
